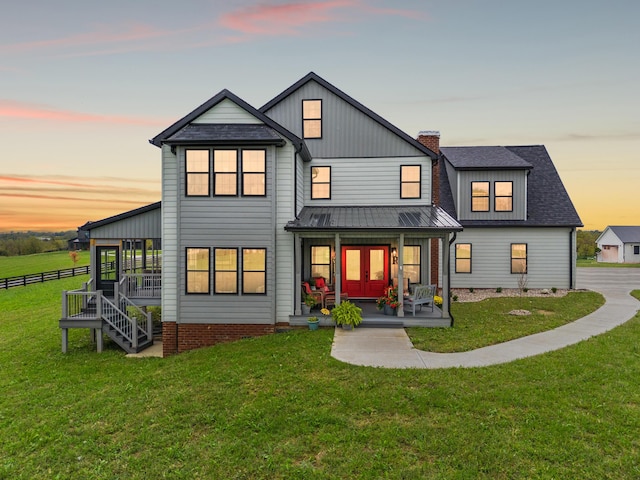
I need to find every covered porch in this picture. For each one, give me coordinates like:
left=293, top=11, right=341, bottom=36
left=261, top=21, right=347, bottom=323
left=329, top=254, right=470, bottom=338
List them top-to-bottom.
left=285, top=205, right=462, bottom=327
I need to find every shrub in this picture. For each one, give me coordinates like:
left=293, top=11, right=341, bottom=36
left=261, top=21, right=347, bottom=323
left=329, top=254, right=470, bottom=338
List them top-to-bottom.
left=469, top=287, right=474, bottom=293
left=496, top=287, right=503, bottom=293
left=552, top=287, right=557, bottom=293
left=331, top=300, right=363, bottom=327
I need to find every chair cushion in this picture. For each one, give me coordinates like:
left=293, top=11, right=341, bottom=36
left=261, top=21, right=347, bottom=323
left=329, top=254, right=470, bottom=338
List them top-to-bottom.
left=315, top=277, right=326, bottom=288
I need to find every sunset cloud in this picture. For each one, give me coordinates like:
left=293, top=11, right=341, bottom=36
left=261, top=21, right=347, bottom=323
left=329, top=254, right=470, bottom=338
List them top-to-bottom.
left=219, top=1, right=425, bottom=37
left=0, top=100, right=167, bottom=126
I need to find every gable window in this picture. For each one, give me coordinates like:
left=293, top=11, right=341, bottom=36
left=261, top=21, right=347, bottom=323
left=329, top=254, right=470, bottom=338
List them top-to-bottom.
left=302, top=99, right=322, bottom=139
left=186, top=150, right=210, bottom=196
left=213, top=150, right=238, bottom=196
left=242, top=150, right=266, bottom=196
left=401, top=165, right=421, bottom=199
left=311, top=166, right=331, bottom=199
left=471, top=181, right=490, bottom=211
left=495, top=181, right=513, bottom=212
left=456, top=243, right=472, bottom=273
left=511, top=243, right=527, bottom=274
left=311, top=246, right=331, bottom=280
left=403, top=246, right=421, bottom=283
left=186, top=248, right=210, bottom=294
left=214, top=248, right=238, bottom=294
left=243, top=248, right=266, bottom=294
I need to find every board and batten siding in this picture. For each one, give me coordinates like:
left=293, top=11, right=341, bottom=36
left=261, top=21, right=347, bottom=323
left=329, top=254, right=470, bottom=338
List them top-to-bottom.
left=263, top=80, right=425, bottom=159
left=192, top=98, right=262, bottom=124
left=162, top=144, right=180, bottom=324
left=305, top=156, right=431, bottom=206
left=457, top=170, right=527, bottom=221
left=89, top=208, right=161, bottom=239
left=450, top=227, right=575, bottom=289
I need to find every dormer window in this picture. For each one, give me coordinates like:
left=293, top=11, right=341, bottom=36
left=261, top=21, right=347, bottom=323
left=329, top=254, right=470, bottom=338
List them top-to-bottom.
left=302, top=99, right=322, bottom=138
left=471, top=181, right=489, bottom=211
left=495, top=181, right=513, bottom=212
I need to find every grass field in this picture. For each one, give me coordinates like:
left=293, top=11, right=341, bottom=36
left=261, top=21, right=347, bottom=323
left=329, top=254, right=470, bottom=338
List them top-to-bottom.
left=0, top=250, right=89, bottom=278
left=577, top=258, right=640, bottom=268
left=1, top=277, right=639, bottom=478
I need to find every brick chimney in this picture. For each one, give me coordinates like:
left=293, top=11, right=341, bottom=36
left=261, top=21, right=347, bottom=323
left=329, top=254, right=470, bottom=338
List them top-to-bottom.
left=417, top=130, right=441, bottom=287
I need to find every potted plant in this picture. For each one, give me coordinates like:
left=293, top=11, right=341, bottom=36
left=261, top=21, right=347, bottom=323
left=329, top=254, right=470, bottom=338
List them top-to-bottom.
left=377, top=287, right=399, bottom=315
left=302, top=294, right=316, bottom=314
left=331, top=300, right=362, bottom=330
left=307, top=316, right=319, bottom=331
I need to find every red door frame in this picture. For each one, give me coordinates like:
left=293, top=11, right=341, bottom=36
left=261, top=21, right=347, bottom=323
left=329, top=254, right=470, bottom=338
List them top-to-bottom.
left=341, top=246, right=389, bottom=298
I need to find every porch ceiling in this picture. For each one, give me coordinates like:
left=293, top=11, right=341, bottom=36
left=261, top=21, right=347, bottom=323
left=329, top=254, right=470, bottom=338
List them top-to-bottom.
left=285, top=205, right=462, bottom=233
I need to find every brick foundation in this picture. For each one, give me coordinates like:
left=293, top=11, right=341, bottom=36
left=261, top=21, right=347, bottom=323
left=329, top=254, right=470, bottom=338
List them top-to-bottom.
left=162, top=322, right=276, bottom=356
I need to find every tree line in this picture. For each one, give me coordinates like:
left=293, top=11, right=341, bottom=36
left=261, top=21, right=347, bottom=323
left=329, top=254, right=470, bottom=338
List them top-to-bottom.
left=576, top=230, right=601, bottom=259
left=0, top=231, right=75, bottom=257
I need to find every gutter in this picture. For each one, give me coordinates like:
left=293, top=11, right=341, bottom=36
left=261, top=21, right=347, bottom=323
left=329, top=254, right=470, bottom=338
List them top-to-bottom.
left=448, top=232, right=457, bottom=327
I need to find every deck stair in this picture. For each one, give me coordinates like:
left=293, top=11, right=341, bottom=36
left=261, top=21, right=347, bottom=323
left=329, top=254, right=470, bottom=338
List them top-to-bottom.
left=60, top=281, right=154, bottom=354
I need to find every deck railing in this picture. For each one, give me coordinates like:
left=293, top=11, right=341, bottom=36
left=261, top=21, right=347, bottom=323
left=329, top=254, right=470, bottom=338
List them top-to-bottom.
left=119, top=273, right=161, bottom=298
left=62, top=289, right=100, bottom=320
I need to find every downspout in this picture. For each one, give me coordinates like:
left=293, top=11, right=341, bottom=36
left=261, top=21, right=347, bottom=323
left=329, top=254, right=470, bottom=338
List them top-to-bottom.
left=569, top=228, right=574, bottom=290
left=448, top=232, right=457, bottom=327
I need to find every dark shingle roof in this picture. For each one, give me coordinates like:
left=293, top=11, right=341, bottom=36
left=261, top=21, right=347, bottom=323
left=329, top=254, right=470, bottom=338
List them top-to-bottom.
left=260, top=72, right=438, bottom=160
left=150, top=89, right=311, bottom=161
left=165, top=124, right=286, bottom=146
left=439, top=145, right=582, bottom=227
left=440, top=146, right=532, bottom=169
left=285, top=206, right=462, bottom=232
left=607, top=226, right=640, bottom=243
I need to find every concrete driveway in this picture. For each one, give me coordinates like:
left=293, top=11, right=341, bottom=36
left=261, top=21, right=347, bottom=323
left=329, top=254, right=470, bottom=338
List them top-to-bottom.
left=331, top=268, right=640, bottom=369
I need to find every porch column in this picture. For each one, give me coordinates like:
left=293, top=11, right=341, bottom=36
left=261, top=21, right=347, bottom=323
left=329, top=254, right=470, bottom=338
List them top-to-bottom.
left=294, top=233, right=302, bottom=315
left=334, top=233, right=342, bottom=305
left=397, top=233, right=405, bottom=318
left=441, top=234, right=450, bottom=318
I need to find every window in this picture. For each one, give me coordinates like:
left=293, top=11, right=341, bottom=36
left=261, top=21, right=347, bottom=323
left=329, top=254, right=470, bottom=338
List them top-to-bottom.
left=302, top=99, right=322, bottom=138
left=185, top=150, right=210, bottom=196
left=213, top=150, right=238, bottom=195
left=242, top=150, right=266, bottom=196
left=401, top=165, right=421, bottom=199
left=311, top=166, right=331, bottom=199
left=495, top=181, right=513, bottom=212
left=471, top=182, right=489, bottom=211
left=456, top=243, right=472, bottom=273
left=511, top=244, right=527, bottom=274
left=634, top=245, right=640, bottom=255
left=311, top=246, right=331, bottom=280
left=403, top=246, right=421, bottom=283
left=186, top=248, right=210, bottom=294
left=214, top=248, right=237, bottom=294
left=243, top=248, right=266, bottom=294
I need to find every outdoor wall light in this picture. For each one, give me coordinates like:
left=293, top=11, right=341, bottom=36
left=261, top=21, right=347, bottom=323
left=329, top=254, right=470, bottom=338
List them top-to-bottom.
left=391, top=247, right=398, bottom=264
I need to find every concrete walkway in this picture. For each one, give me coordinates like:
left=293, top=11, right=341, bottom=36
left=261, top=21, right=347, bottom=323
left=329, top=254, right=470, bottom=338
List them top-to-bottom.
left=331, top=268, right=640, bottom=369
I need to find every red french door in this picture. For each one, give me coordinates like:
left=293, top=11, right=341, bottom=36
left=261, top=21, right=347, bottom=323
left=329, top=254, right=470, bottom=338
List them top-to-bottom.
left=341, top=246, right=389, bottom=298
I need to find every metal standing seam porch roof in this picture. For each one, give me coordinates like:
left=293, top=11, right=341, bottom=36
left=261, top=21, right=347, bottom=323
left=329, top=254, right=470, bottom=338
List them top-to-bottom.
left=285, top=206, right=462, bottom=232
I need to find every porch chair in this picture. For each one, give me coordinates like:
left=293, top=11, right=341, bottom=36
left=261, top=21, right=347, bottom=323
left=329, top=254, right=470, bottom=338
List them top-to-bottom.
left=302, top=282, right=324, bottom=307
left=404, top=284, right=436, bottom=316
left=324, top=291, right=349, bottom=309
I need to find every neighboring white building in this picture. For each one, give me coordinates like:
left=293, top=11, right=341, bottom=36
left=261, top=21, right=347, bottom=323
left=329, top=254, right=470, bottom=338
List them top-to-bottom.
left=597, top=226, right=640, bottom=263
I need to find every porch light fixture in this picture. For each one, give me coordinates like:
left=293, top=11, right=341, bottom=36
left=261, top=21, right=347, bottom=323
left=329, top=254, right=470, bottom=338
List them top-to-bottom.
left=391, top=247, right=398, bottom=264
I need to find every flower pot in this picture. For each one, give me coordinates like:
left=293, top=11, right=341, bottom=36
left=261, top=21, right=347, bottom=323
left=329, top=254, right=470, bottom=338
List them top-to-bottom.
left=301, top=304, right=311, bottom=315
left=383, top=304, right=397, bottom=316
left=308, top=320, right=319, bottom=331
left=342, top=324, right=353, bottom=330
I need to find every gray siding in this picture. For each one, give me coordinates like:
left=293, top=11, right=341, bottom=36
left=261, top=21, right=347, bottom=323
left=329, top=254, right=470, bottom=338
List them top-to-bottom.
left=264, top=80, right=425, bottom=158
left=192, top=98, right=262, bottom=124
left=162, top=145, right=179, bottom=323
left=305, top=156, right=431, bottom=206
left=445, top=161, right=458, bottom=210
left=457, top=170, right=527, bottom=221
left=89, top=208, right=161, bottom=239
left=450, top=227, right=575, bottom=289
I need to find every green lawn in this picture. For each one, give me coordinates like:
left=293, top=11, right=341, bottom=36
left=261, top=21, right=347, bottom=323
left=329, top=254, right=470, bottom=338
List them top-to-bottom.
left=0, top=250, right=89, bottom=278
left=577, top=258, right=640, bottom=268
left=1, top=280, right=639, bottom=479
left=407, top=291, right=604, bottom=352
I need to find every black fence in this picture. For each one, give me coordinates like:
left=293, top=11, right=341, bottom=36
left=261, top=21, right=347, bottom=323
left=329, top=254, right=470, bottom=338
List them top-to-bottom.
left=0, top=266, right=90, bottom=290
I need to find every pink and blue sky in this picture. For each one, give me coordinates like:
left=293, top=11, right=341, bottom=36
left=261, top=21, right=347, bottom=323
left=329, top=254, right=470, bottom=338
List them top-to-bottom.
left=1, top=0, right=638, bottom=232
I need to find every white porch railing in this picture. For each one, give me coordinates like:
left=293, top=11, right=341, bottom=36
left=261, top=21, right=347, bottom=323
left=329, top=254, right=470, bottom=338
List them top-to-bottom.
left=119, top=273, right=161, bottom=298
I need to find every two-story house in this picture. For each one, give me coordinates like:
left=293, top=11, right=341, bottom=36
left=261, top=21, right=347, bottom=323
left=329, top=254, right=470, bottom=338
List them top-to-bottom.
left=60, top=72, right=581, bottom=357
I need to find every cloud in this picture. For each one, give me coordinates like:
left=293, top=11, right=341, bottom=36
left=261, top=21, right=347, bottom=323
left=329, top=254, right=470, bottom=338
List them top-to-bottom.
left=219, top=0, right=426, bottom=37
left=0, top=99, right=167, bottom=126
left=0, top=174, right=160, bottom=187
left=0, top=193, right=149, bottom=205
